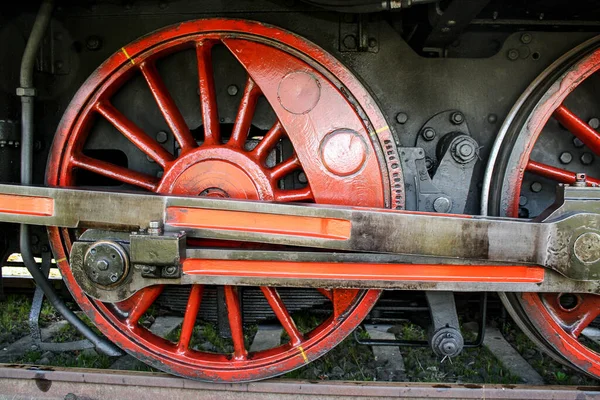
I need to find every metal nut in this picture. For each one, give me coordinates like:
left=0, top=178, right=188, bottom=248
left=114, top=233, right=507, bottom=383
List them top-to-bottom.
left=450, top=111, right=464, bottom=125
left=422, top=128, right=436, bottom=141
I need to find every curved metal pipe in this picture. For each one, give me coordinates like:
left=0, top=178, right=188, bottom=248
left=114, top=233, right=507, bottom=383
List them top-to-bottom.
left=18, top=0, right=121, bottom=356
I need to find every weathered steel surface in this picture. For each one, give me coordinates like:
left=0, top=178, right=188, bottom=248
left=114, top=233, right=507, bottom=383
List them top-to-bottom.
left=0, top=365, right=599, bottom=400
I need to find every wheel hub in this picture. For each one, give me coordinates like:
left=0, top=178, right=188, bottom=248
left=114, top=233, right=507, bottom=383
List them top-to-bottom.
left=157, top=147, right=273, bottom=199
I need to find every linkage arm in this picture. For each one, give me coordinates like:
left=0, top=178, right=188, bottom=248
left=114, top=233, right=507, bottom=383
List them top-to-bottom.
left=0, top=183, right=598, bottom=281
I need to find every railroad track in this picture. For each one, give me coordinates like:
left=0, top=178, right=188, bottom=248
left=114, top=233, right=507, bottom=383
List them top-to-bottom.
left=1, top=364, right=599, bottom=400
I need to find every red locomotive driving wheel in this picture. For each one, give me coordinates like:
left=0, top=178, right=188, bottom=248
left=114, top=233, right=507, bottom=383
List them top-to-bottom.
left=46, top=19, right=403, bottom=382
left=486, top=36, right=600, bottom=379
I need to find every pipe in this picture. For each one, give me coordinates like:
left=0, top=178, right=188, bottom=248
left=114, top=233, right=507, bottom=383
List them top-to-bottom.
left=18, top=0, right=121, bottom=356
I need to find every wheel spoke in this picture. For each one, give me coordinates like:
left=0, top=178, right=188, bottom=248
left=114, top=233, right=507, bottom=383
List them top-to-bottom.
left=196, top=40, right=220, bottom=146
left=139, top=61, right=196, bottom=153
left=229, top=77, right=261, bottom=149
left=95, top=101, right=174, bottom=168
left=554, top=105, right=600, bottom=155
left=251, top=121, right=284, bottom=162
left=71, top=154, right=159, bottom=191
left=270, top=154, right=300, bottom=182
left=526, top=160, right=600, bottom=186
left=274, top=186, right=314, bottom=202
left=178, top=284, right=204, bottom=351
left=224, top=285, right=247, bottom=360
left=125, top=286, right=165, bottom=326
left=260, top=287, right=303, bottom=346
left=317, top=288, right=333, bottom=301
left=543, top=294, right=600, bottom=338
left=572, top=308, right=600, bottom=337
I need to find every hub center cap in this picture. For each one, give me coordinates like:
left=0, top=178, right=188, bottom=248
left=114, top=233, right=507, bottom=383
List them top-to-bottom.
left=157, top=147, right=274, bottom=199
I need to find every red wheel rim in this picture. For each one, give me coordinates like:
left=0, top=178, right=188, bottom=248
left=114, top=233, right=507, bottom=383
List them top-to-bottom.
left=46, top=19, right=403, bottom=382
left=497, top=44, right=600, bottom=377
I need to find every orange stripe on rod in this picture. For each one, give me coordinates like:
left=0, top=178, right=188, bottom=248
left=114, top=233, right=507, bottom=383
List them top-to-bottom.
left=0, top=194, right=54, bottom=216
left=166, top=207, right=351, bottom=240
left=183, top=260, right=545, bottom=283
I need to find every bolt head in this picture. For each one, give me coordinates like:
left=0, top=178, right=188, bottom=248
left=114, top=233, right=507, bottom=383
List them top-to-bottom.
left=520, top=33, right=532, bottom=44
left=86, top=35, right=102, bottom=51
left=343, top=35, right=357, bottom=50
left=507, top=49, right=519, bottom=61
left=227, top=84, right=239, bottom=96
left=395, top=112, right=408, bottom=124
left=450, top=112, right=464, bottom=125
left=589, top=118, right=600, bottom=130
left=422, top=128, right=436, bottom=141
left=156, top=131, right=168, bottom=144
left=573, top=137, right=585, bottom=148
left=458, top=143, right=474, bottom=158
left=559, top=151, right=573, bottom=164
left=581, top=152, right=594, bottom=165
left=425, top=157, right=434, bottom=171
left=297, top=171, right=308, bottom=184
left=530, top=182, right=542, bottom=193
left=519, top=195, right=528, bottom=206
left=433, top=196, right=452, bottom=213
left=97, top=259, right=109, bottom=271
left=165, top=266, right=177, bottom=276
left=109, top=273, right=119, bottom=283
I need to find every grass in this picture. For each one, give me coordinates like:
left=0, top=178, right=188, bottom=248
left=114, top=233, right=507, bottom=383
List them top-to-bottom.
left=0, top=295, right=60, bottom=345
left=500, top=318, right=598, bottom=385
left=390, top=321, right=522, bottom=384
left=284, top=327, right=377, bottom=381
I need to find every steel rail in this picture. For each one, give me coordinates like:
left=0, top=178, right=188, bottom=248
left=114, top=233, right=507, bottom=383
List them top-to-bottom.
left=0, top=364, right=598, bottom=400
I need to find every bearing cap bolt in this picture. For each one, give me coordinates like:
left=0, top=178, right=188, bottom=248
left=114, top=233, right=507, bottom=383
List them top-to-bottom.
left=450, top=111, right=464, bottom=125
left=422, top=128, right=436, bottom=141
left=97, top=259, right=109, bottom=271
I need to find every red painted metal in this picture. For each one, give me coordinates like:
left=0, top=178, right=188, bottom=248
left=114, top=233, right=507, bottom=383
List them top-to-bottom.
left=45, top=19, right=402, bottom=382
left=506, top=46, right=600, bottom=377
left=140, top=61, right=197, bottom=153
left=95, top=101, right=175, bottom=168
left=554, top=104, right=600, bottom=155
left=526, top=160, right=600, bottom=186
left=0, top=194, right=54, bottom=216
left=166, top=207, right=351, bottom=240
left=183, top=259, right=545, bottom=283
left=178, top=285, right=204, bottom=352
left=261, top=287, right=304, bottom=346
